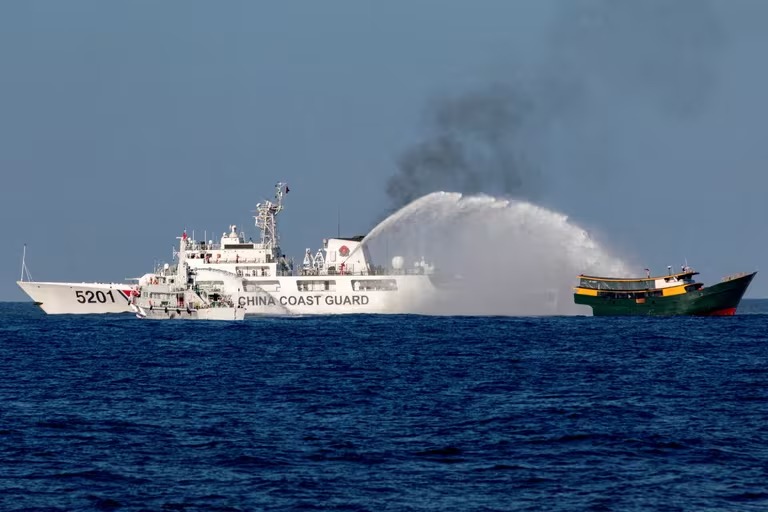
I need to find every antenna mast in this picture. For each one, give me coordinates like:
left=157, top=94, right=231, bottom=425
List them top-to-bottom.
left=254, top=182, right=287, bottom=248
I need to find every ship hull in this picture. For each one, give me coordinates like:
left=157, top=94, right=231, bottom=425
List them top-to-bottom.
left=574, top=272, right=756, bottom=316
left=18, top=274, right=440, bottom=316
left=234, top=274, right=437, bottom=315
left=17, top=281, right=135, bottom=315
left=135, top=306, right=246, bottom=321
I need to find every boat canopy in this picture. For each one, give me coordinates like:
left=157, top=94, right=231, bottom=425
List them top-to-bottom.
left=577, top=271, right=699, bottom=291
left=578, top=277, right=655, bottom=291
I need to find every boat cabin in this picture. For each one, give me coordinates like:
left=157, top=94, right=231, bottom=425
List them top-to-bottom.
left=574, top=269, right=704, bottom=300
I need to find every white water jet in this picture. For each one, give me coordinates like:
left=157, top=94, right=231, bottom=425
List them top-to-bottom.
left=363, top=192, right=633, bottom=316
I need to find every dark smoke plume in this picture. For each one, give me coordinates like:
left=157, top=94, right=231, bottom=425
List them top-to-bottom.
left=385, top=0, right=725, bottom=210
left=385, top=84, right=543, bottom=209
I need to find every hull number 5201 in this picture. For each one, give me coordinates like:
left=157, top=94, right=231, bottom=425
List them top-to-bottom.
left=76, top=290, right=116, bottom=303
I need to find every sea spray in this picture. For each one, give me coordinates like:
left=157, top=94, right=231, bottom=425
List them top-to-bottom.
left=362, top=191, right=632, bottom=315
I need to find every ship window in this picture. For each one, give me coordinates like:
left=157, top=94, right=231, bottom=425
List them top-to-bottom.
left=237, top=265, right=270, bottom=277
left=352, top=279, right=398, bottom=291
left=244, top=280, right=280, bottom=292
left=297, top=280, right=336, bottom=292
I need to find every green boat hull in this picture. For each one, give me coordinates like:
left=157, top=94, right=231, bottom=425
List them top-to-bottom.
left=574, top=272, right=756, bottom=316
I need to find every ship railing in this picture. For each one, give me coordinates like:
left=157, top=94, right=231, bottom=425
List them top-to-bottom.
left=186, top=242, right=222, bottom=251
left=186, top=254, right=276, bottom=265
left=186, top=255, right=270, bottom=263
left=296, top=266, right=431, bottom=277
left=722, top=272, right=750, bottom=282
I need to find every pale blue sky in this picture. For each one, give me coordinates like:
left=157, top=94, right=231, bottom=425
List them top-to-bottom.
left=2, top=0, right=768, bottom=300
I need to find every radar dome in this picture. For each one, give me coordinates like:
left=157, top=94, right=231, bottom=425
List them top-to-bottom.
left=391, top=256, right=404, bottom=270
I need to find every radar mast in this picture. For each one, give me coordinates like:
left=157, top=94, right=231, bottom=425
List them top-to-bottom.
left=254, top=182, right=287, bottom=250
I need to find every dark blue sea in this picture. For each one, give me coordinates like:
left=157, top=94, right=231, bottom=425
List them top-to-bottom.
left=2, top=301, right=768, bottom=512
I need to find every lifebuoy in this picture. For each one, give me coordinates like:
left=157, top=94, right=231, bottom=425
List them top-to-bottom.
left=339, top=245, right=349, bottom=257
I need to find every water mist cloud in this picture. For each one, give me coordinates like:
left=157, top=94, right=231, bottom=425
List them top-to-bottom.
left=365, top=191, right=631, bottom=315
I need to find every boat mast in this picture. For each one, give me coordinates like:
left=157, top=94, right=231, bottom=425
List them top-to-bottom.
left=254, top=182, right=286, bottom=250
left=177, top=231, right=189, bottom=283
left=19, top=244, right=32, bottom=282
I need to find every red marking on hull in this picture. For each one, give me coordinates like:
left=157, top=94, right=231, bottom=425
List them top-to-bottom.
left=119, top=289, right=138, bottom=301
left=704, top=307, right=737, bottom=316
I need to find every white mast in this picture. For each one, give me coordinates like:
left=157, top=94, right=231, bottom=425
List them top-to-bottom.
left=254, top=182, right=287, bottom=250
left=177, top=231, right=188, bottom=282
left=19, top=244, right=32, bottom=282
left=20, top=244, right=25, bottom=282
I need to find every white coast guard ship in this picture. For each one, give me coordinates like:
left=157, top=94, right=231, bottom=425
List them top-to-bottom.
left=131, top=182, right=437, bottom=316
left=18, top=183, right=439, bottom=316
left=16, top=245, right=136, bottom=314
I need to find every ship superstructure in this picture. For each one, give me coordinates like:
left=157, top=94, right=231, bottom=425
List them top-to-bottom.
left=133, top=183, right=437, bottom=315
